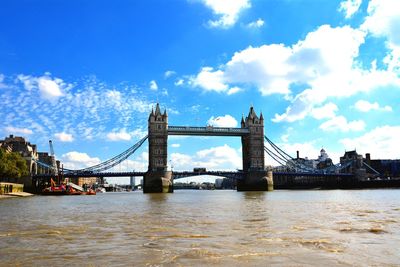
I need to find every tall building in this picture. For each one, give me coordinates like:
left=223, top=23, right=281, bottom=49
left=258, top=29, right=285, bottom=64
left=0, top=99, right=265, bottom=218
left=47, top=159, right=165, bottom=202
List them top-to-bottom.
left=148, top=103, right=168, bottom=172
left=241, top=106, right=265, bottom=171
left=0, top=135, right=38, bottom=175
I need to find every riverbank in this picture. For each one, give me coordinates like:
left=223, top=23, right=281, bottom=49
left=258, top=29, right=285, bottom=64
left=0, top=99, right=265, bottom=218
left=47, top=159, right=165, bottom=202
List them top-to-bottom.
left=274, top=178, right=400, bottom=190
left=0, top=190, right=399, bottom=266
left=0, top=192, right=34, bottom=199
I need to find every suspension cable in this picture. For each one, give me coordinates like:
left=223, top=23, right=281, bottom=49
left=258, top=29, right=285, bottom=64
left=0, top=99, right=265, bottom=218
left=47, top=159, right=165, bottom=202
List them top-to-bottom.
left=64, top=135, right=148, bottom=173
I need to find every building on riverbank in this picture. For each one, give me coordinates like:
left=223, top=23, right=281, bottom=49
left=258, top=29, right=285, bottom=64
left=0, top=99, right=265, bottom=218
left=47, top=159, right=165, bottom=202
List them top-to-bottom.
left=0, top=135, right=39, bottom=175
left=288, top=149, right=334, bottom=171
left=365, top=153, right=400, bottom=178
left=0, top=182, right=24, bottom=194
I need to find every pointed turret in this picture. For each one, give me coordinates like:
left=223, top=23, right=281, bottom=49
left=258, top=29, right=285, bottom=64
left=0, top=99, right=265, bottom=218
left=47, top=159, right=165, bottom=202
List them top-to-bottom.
left=149, top=103, right=168, bottom=123
left=155, top=103, right=161, bottom=116
left=148, top=106, right=155, bottom=121
left=244, top=106, right=261, bottom=126
left=248, top=106, right=257, bottom=119
left=260, top=112, right=264, bottom=122
left=241, top=114, right=245, bottom=128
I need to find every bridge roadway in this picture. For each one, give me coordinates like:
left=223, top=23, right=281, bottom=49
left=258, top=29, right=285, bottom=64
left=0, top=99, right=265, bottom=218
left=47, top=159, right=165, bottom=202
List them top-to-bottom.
left=32, top=171, right=244, bottom=179
left=33, top=171, right=353, bottom=180
left=273, top=172, right=354, bottom=177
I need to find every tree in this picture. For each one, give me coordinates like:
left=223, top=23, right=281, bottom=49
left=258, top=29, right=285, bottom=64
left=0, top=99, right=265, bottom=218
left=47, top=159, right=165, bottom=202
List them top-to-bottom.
left=0, top=148, right=29, bottom=182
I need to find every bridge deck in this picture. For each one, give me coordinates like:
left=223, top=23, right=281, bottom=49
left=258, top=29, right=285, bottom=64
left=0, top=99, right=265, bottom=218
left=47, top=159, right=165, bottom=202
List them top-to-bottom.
left=168, top=126, right=249, bottom=136
left=33, top=171, right=353, bottom=179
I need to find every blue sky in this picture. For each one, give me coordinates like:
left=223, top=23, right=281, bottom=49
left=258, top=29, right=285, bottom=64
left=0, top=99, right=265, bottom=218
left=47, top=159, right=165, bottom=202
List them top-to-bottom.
left=1, top=0, right=400, bottom=180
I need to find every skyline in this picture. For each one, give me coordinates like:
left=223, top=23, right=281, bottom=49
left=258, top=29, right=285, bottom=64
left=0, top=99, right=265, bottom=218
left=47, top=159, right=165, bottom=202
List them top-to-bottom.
left=1, top=0, right=400, bottom=176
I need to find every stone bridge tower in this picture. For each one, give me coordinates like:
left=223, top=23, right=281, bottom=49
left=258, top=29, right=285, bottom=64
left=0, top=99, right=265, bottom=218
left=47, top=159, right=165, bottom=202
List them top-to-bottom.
left=144, top=103, right=173, bottom=193
left=239, top=107, right=273, bottom=191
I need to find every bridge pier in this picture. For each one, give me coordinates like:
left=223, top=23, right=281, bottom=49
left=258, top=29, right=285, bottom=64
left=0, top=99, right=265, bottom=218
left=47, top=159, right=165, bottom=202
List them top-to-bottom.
left=143, top=170, right=173, bottom=193
left=237, top=170, right=273, bottom=191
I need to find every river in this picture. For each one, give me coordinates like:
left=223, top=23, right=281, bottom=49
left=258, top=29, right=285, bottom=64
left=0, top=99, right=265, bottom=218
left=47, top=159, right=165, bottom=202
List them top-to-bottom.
left=0, top=189, right=399, bottom=266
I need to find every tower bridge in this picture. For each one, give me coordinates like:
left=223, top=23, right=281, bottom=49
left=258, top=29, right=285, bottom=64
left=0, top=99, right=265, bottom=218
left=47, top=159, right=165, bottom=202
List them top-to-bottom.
left=31, top=103, right=364, bottom=193
left=144, top=104, right=271, bottom=193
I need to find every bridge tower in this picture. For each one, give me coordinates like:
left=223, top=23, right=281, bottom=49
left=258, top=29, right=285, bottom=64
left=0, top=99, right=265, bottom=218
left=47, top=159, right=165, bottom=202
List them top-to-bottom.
left=144, top=103, right=173, bottom=193
left=238, top=106, right=273, bottom=191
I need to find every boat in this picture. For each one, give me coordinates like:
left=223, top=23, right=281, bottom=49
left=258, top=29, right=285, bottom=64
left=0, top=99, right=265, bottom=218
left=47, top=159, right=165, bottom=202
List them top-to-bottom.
left=42, top=178, right=96, bottom=195
left=95, top=187, right=106, bottom=193
left=85, top=188, right=96, bottom=195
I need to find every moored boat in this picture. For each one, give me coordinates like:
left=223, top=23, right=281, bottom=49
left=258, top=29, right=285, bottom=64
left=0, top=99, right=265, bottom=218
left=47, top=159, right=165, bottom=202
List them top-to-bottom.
left=42, top=179, right=96, bottom=195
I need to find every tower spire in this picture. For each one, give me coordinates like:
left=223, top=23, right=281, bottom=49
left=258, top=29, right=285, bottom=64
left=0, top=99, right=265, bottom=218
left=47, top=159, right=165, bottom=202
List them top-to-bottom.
left=155, top=102, right=161, bottom=115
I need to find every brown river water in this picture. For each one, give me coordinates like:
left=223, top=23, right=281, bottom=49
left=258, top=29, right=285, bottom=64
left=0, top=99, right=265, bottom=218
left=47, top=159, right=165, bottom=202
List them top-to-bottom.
left=0, top=189, right=399, bottom=266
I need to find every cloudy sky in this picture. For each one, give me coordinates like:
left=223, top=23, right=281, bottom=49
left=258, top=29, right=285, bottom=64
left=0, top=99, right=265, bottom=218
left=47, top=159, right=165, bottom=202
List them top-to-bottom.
left=1, top=0, right=399, bottom=179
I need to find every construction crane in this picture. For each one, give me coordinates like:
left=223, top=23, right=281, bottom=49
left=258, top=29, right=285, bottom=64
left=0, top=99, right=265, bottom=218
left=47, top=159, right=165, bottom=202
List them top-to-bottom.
left=49, top=140, right=58, bottom=174
left=49, top=140, right=55, bottom=156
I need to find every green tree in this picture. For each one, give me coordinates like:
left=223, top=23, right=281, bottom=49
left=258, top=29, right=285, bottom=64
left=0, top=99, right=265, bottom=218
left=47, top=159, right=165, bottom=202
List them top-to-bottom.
left=0, top=148, right=29, bottom=182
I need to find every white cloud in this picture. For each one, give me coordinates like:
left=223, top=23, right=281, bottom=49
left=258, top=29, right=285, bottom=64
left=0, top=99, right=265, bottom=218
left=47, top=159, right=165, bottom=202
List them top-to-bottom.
left=202, top=0, right=251, bottom=28
left=339, top=0, right=362, bottom=19
left=361, top=0, right=400, bottom=47
left=361, top=0, right=400, bottom=80
left=246, top=18, right=264, bottom=28
left=191, top=24, right=400, bottom=123
left=225, top=43, right=293, bottom=96
left=191, top=67, right=227, bottom=92
left=191, top=68, right=244, bottom=94
left=164, top=70, right=176, bottom=78
left=1, top=73, right=154, bottom=147
left=17, top=73, right=69, bottom=100
left=0, top=74, right=6, bottom=89
left=17, top=74, right=36, bottom=90
left=37, top=76, right=64, bottom=99
left=175, top=79, right=184, bottom=86
left=149, top=80, right=158, bottom=90
left=227, top=86, right=242, bottom=95
left=272, top=89, right=316, bottom=122
left=106, top=90, right=122, bottom=104
left=354, top=100, right=393, bottom=112
left=311, top=102, right=338, bottom=120
left=191, top=105, right=201, bottom=112
left=207, top=114, right=238, bottom=127
left=319, top=116, right=365, bottom=132
left=340, top=125, right=400, bottom=159
left=4, top=126, right=33, bottom=135
left=130, top=128, right=147, bottom=139
left=107, top=129, right=131, bottom=141
left=54, top=132, right=74, bottom=142
left=280, top=134, right=289, bottom=143
left=266, top=137, right=345, bottom=165
left=267, top=141, right=320, bottom=165
left=171, top=143, right=181, bottom=148
left=170, top=144, right=241, bottom=171
left=61, top=151, right=101, bottom=170
left=108, top=158, right=148, bottom=173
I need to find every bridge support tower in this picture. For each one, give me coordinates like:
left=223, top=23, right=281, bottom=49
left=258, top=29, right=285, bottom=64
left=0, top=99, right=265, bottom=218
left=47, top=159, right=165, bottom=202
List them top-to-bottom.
left=144, top=104, right=173, bottom=193
left=238, top=107, right=273, bottom=191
